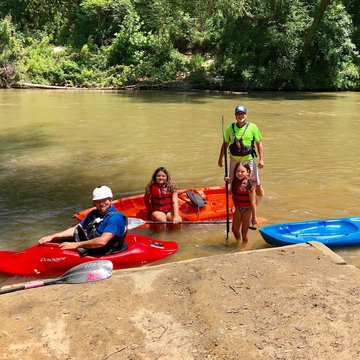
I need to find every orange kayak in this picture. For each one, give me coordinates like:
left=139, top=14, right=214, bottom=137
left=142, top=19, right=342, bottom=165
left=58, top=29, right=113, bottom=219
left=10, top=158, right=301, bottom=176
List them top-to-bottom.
left=74, top=186, right=234, bottom=222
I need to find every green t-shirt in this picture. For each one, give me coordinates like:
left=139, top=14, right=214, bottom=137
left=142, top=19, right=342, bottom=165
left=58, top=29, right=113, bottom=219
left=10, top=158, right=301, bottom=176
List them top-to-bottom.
left=224, top=122, right=262, bottom=161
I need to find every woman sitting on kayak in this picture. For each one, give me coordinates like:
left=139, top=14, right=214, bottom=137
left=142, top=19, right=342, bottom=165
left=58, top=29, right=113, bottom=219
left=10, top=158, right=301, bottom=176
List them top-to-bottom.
left=144, top=167, right=182, bottom=224
left=38, top=186, right=127, bottom=255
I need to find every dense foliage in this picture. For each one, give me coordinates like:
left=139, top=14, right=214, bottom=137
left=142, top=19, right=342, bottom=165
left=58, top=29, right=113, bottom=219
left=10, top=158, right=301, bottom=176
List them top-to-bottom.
left=0, top=0, right=359, bottom=90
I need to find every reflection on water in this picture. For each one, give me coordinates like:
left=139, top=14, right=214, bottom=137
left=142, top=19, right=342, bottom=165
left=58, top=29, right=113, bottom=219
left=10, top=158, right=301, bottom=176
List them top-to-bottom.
left=0, top=90, right=360, bottom=281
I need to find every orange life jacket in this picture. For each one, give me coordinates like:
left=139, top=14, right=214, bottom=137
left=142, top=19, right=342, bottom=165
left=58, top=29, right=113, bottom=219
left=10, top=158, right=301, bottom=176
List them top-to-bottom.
left=232, top=176, right=252, bottom=208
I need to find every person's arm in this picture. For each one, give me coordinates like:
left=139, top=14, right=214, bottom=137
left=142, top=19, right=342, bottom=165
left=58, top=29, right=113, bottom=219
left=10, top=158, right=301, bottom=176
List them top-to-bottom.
left=256, top=140, right=264, bottom=168
left=218, top=142, right=229, bottom=167
left=172, top=191, right=182, bottom=224
left=38, top=226, right=77, bottom=244
left=59, top=232, right=114, bottom=250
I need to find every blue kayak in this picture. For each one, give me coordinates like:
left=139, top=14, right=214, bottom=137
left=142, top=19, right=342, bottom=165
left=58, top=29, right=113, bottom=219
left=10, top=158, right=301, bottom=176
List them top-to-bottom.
left=259, top=217, right=360, bottom=248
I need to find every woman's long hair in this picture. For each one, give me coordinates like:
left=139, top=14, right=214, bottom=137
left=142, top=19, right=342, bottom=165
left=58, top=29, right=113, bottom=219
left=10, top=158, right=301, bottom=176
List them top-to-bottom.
left=145, top=166, right=177, bottom=193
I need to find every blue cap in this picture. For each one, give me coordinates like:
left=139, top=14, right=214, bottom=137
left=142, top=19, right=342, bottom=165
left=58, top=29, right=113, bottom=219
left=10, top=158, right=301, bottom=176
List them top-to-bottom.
left=235, top=105, right=247, bottom=114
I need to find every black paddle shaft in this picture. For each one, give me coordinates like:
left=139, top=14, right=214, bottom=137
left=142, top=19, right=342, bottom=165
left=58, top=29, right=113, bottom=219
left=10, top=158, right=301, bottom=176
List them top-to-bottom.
left=222, top=116, right=230, bottom=240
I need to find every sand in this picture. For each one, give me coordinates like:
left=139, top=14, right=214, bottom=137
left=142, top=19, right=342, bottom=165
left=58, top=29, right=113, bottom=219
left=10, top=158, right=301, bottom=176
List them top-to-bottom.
left=1, top=242, right=360, bottom=360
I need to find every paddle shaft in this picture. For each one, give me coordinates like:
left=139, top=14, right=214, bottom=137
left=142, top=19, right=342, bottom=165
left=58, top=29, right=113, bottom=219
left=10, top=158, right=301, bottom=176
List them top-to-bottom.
left=222, top=116, right=230, bottom=240
left=127, top=217, right=265, bottom=229
left=145, top=220, right=256, bottom=230
left=148, top=220, right=229, bottom=225
left=0, top=278, right=57, bottom=294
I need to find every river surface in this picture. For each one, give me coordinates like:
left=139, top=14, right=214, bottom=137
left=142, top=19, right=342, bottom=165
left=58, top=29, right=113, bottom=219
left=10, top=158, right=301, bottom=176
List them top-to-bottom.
left=1, top=89, right=360, bottom=281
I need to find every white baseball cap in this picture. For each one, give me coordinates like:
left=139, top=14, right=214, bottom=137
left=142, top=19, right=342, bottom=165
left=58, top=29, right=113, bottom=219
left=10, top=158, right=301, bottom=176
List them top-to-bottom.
left=92, top=186, right=113, bottom=201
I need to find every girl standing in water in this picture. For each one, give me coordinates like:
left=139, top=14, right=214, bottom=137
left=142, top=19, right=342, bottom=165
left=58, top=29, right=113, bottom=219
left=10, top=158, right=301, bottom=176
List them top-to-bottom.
left=228, top=162, right=257, bottom=242
left=144, top=167, right=182, bottom=224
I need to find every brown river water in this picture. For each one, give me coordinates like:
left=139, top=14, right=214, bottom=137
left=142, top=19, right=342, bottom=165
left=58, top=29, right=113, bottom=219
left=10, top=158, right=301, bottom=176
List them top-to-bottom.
left=0, top=89, right=360, bottom=282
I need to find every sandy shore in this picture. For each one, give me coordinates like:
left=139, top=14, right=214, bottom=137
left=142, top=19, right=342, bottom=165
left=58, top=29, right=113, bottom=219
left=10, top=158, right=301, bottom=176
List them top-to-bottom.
left=1, top=242, right=360, bottom=360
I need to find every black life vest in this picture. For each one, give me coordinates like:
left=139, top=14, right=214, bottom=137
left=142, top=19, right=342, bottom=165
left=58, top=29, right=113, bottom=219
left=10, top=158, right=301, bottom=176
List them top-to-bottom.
left=228, top=122, right=257, bottom=158
left=74, top=210, right=127, bottom=256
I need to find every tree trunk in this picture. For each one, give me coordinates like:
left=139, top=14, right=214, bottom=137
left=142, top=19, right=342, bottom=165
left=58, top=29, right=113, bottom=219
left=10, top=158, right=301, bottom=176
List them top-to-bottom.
left=300, top=0, right=333, bottom=66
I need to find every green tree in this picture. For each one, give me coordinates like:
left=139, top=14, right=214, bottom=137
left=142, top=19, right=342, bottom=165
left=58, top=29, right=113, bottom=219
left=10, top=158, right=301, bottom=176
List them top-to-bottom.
left=0, top=0, right=78, bottom=40
left=0, top=0, right=359, bottom=90
left=71, top=0, right=133, bottom=46
left=134, top=0, right=215, bottom=52
left=210, top=0, right=310, bottom=89
left=299, top=0, right=333, bottom=67
left=343, top=0, right=360, bottom=50
left=300, top=2, right=359, bottom=89
left=107, top=10, right=156, bottom=65
left=0, top=16, right=22, bottom=87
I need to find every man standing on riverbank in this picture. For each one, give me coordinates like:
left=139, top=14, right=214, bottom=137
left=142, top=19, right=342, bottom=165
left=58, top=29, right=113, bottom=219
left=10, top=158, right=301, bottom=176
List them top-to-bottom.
left=218, top=105, right=265, bottom=198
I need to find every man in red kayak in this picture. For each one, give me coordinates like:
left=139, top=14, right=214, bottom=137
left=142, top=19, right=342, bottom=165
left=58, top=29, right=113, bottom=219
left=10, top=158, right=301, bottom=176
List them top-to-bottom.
left=38, top=186, right=127, bottom=255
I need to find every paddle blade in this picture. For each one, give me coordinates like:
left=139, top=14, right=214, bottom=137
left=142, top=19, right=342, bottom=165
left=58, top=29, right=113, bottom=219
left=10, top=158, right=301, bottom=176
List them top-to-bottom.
left=127, top=217, right=147, bottom=229
left=248, top=217, right=268, bottom=230
left=256, top=217, right=268, bottom=225
left=51, top=260, right=113, bottom=285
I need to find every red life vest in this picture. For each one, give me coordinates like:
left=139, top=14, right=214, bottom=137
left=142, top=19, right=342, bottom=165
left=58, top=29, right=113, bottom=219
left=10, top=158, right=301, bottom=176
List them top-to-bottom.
left=232, top=176, right=252, bottom=208
left=149, top=184, right=173, bottom=212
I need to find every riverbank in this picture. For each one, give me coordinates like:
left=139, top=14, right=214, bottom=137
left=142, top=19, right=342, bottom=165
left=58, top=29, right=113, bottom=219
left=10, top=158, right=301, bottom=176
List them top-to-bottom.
left=14, top=80, right=248, bottom=94
left=1, top=242, right=360, bottom=359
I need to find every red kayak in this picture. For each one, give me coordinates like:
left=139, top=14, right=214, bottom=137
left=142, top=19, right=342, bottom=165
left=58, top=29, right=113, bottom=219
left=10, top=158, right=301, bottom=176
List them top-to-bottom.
left=74, top=186, right=234, bottom=223
left=0, top=234, right=178, bottom=277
